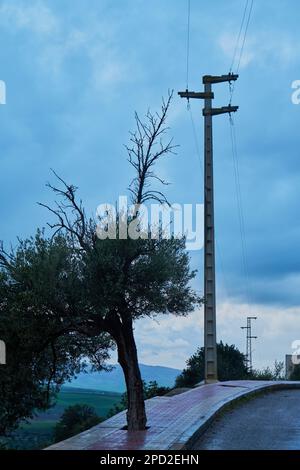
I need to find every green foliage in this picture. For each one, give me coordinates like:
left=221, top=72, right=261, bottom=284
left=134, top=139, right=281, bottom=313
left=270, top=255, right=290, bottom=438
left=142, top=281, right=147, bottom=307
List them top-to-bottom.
left=0, top=223, right=197, bottom=433
left=83, top=226, right=199, bottom=321
left=0, top=231, right=112, bottom=435
left=175, top=342, right=249, bottom=387
left=176, top=348, right=286, bottom=387
left=250, top=360, right=285, bottom=381
left=107, top=380, right=170, bottom=417
left=144, top=380, right=170, bottom=398
left=1, top=388, right=121, bottom=450
left=53, top=404, right=102, bottom=443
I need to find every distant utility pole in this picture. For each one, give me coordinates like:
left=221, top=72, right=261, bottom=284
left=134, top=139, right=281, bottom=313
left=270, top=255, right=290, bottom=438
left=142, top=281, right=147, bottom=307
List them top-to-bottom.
left=178, top=74, right=239, bottom=383
left=241, top=316, right=257, bottom=372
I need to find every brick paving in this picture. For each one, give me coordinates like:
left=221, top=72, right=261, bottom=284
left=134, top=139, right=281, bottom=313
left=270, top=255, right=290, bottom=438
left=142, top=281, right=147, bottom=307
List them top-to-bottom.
left=46, top=381, right=300, bottom=451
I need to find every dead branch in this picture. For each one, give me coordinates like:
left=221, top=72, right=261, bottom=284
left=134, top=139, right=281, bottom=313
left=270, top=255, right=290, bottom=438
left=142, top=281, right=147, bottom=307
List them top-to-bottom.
left=126, top=91, right=178, bottom=206
left=38, top=170, right=90, bottom=251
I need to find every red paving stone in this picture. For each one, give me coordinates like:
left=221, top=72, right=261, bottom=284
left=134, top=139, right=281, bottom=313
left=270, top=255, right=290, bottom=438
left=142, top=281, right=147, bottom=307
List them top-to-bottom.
left=46, top=380, right=300, bottom=451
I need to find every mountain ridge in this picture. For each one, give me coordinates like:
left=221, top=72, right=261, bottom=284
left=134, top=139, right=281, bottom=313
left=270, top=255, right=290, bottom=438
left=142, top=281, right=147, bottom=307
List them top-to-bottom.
left=66, top=363, right=181, bottom=393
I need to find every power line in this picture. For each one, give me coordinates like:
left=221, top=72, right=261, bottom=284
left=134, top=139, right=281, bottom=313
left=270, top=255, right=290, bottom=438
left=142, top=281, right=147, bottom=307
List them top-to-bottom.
left=186, top=0, right=191, bottom=89
left=229, top=0, right=254, bottom=103
left=229, top=0, right=249, bottom=73
left=236, top=0, right=254, bottom=73
left=183, top=1, right=245, bottom=307
left=227, top=2, right=255, bottom=321
left=188, top=102, right=231, bottom=301
left=189, top=107, right=250, bottom=306
left=229, top=114, right=252, bottom=308
left=216, top=239, right=230, bottom=301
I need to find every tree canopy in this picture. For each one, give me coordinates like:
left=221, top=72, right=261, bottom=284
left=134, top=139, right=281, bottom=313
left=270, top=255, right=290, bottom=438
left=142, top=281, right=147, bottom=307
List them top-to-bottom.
left=0, top=231, right=112, bottom=435
left=175, top=342, right=249, bottom=388
left=54, top=404, right=102, bottom=443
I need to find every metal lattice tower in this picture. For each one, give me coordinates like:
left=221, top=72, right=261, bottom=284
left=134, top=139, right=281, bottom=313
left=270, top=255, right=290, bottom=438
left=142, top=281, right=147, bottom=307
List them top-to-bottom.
left=241, top=316, right=257, bottom=372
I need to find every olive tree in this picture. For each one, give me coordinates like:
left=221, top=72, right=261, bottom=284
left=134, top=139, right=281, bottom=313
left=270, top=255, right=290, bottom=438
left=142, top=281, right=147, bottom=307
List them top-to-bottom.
left=0, top=93, right=200, bottom=431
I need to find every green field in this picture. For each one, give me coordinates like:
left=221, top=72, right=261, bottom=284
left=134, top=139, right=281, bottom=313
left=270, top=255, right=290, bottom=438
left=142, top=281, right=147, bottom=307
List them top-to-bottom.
left=4, top=387, right=122, bottom=450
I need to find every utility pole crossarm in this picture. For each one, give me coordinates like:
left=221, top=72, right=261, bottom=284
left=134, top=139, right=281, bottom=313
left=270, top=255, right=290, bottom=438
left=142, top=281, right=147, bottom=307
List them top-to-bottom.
left=203, top=73, right=239, bottom=84
left=178, top=90, right=214, bottom=100
left=203, top=105, right=239, bottom=116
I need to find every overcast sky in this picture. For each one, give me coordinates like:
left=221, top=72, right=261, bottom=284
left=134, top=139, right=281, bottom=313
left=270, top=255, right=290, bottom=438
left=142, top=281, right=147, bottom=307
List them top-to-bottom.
left=1, top=0, right=300, bottom=370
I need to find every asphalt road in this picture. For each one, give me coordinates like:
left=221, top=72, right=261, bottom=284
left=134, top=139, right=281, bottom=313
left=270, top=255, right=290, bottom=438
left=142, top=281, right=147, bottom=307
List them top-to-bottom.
left=191, top=389, right=300, bottom=450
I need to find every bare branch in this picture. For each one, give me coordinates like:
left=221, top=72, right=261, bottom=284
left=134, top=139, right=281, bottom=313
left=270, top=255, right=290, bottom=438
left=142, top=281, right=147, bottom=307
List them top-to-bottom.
left=127, top=91, right=176, bottom=205
left=38, top=172, right=90, bottom=251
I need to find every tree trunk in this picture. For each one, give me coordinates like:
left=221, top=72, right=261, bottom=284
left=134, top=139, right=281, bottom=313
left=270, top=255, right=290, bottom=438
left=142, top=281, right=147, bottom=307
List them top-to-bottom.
left=114, top=321, right=147, bottom=431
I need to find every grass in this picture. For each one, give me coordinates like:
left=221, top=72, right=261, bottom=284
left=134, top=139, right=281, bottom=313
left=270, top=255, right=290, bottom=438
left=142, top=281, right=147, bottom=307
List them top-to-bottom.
left=3, top=387, right=122, bottom=450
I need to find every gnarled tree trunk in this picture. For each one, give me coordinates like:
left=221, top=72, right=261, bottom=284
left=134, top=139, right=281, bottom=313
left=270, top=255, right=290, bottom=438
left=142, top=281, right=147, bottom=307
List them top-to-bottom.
left=113, top=320, right=147, bottom=431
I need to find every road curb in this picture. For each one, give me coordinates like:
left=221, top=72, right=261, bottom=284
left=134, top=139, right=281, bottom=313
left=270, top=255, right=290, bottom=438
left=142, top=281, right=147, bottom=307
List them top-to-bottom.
left=178, top=382, right=300, bottom=450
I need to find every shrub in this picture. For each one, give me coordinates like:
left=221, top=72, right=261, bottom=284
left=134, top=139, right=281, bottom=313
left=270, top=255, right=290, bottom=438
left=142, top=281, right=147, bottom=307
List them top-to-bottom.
left=54, top=404, right=102, bottom=443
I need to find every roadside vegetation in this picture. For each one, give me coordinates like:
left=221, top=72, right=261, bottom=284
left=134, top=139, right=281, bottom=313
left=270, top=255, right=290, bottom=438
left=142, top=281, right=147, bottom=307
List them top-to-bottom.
left=175, top=342, right=286, bottom=387
left=107, top=380, right=170, bottom=418
left=54, top=404, right=102, bottom=443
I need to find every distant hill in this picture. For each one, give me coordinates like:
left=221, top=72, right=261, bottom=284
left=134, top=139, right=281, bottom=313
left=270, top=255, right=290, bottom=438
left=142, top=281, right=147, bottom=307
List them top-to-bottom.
left=66, top=363, right=181, bottom=393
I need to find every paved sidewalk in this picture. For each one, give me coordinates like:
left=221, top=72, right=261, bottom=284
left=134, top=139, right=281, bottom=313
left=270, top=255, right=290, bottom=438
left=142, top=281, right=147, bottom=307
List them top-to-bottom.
left=46, top=381, right=300, bottom=451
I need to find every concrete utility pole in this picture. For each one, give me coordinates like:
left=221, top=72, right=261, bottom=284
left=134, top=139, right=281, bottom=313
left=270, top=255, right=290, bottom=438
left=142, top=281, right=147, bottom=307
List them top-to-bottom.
left=179, top=74, right=238, bottom=383
left=241, top=316, right=257, bottom=372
